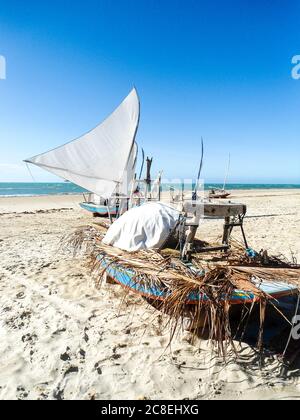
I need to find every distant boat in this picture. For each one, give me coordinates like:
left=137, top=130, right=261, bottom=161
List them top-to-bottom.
left=209, top=153, right=231, bottom=199
left=208, top=188, right=231, bottom=199
left=80, top=199, right=120, bottom=217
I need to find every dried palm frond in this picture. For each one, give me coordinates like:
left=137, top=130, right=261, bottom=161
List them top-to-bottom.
left=61, top=224, right=107, bottom=256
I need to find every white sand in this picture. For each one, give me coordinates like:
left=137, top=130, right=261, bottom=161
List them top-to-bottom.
left=0, top=190, right=300, bottom=400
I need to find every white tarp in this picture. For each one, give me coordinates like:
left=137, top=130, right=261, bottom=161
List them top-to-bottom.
left=24, top=88, right=140, bottom=199
left=103, top=202, right=180, bottom=252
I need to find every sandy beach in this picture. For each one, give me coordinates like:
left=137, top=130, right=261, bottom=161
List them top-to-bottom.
left=0, top=190, right=300, bottom=400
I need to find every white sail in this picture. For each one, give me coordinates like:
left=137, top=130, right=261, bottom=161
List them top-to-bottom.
left=24, top=88, right=140, bottom=199
left=113, top=141, right=138, bottom=214
left=122, top=141, right=138, bottom=195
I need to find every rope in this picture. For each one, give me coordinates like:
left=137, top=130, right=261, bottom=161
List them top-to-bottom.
left=25, top=162, right=36, bottom=182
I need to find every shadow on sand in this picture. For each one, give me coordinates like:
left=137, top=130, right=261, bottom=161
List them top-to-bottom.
left=229, top=295, right=300, bottom=377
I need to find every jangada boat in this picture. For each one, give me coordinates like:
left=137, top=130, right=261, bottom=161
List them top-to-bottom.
left=25, top=87, right=162, bottom=219
left=24, top=88, right=142, bottom=217
left=25, top=90, right=300, bottom=356
left=80, top=167, right=163, bottom=219
left=208, top=187, right=231, bottom=199
left=79, top=193, right=126, bottom=218
left=65, top=199, right=300, bottom=356
left=97, top=200, right=299, bottom=305
left=79, top=201, right=119, bottom=217
left=100, top=256, right=297, bottom=305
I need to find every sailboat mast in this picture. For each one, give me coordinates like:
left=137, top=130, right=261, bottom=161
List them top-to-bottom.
left=193, top=137, right=204, bottom=200
left=222, top=153, right=231, bottom=191
left=145, top=157, right=153, bottom=199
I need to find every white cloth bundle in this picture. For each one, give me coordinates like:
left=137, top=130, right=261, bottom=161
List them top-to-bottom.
left=103, top=202, right=180, bottom=252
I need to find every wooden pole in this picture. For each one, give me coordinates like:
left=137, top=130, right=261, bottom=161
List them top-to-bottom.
left=145, top=157, right=153, bottom=199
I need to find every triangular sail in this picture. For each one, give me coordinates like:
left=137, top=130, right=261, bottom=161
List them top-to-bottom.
left=24, top=88, right=140, bottom=199
left=122, top=141, right=138, bottom=196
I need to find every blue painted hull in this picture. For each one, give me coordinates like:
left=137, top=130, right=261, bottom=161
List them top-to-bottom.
left=80, top=202, right=118, bottom=216
left=99, top=255, right=298, bottom=305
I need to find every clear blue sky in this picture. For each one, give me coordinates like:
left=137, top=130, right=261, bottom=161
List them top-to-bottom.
left=0, top=0, right=299, bottom=183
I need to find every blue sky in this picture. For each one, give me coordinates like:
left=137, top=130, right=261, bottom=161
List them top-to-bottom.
left=0, top=0, right=299, bottom=183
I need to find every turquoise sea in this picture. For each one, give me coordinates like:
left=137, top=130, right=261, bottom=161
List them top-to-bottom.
left=0, top=182, right=299, bottom=197
left=0, top=182, right=87, bottom=197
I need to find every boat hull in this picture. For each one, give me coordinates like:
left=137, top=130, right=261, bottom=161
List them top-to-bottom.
left=209, top=193, right=231, bottom=199
left=80, top=202, right=119, bottom=216
left=99, top=256, right=298, bottom=305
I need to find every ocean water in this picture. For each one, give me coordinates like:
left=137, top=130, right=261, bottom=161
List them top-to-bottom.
left=0, top=182, right=299, bottom=197
left=0, top=182, right=88, bottom=197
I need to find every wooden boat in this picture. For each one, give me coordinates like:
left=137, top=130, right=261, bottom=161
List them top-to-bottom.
left=25, top=88, right=140, bottom=215
left=209, top=188, right=231, bottom=199
left=65, top=198, right=300, bottom=354
left=95, top=198, right=298, bottom=306
left=79, top=202, right=118, bottom=217
left=99, top=256, right=298, bottom=305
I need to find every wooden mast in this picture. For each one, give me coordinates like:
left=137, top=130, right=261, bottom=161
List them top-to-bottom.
left=145, top=157, right=153, bottom=199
